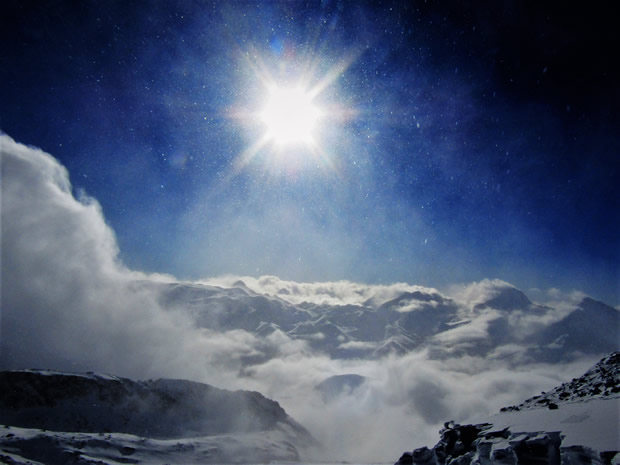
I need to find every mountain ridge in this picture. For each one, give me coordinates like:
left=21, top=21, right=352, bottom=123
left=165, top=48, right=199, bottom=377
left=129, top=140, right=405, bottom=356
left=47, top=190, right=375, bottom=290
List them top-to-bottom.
left=151, top=280, right=619, bottom=363
left=0, top=369, right=315, bottom=464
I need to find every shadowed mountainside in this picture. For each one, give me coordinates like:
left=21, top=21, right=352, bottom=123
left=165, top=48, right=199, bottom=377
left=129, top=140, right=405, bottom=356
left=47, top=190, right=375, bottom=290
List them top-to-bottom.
left=0, top=369, right=315, bottom=464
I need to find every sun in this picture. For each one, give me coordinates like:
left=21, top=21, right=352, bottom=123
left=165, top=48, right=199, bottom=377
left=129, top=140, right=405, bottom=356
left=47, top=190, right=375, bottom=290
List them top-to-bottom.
left=231, top=51, right=358, bottom=172
left=259, top=86, right=322, bottom=146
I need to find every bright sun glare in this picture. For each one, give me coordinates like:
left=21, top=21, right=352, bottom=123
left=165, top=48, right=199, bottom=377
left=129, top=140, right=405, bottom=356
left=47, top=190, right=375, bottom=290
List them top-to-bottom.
left=260, top=86, right=321, bottom=146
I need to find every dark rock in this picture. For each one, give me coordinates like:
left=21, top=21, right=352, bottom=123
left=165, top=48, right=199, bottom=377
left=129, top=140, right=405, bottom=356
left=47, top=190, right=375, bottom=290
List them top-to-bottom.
left=512, top=432, right=562, bottom=465
left=490, top=444, right=518, bottom=464
left=561, top=445, right=607, bottom=465
left=119, top=446, right=135, bottom=456
left=412, top=446, right=434, bottom=464
left=395, top=451, right=413, bottom=464
left=600, top=451, right=619, bottom=464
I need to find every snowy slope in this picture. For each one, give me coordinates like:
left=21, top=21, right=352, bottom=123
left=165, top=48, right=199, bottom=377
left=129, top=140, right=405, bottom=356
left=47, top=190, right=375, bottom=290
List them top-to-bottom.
left=394, top=352, right=620, bottom=465
left=479, top=352, right=620, bottom=458
left=501, top=352, right=620, bottom=410
left=0, top=370, right=314, bottom=464
left=483, top=397, right=619, bottom=453
left=0, top=425, right=306, bottom=465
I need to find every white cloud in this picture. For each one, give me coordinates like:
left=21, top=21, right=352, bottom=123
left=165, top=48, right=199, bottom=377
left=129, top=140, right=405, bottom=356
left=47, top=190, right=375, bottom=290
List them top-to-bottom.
left=0, top=135, right=267, bottom=386
left=201, top=274, right=441, bottom=308
left=448, top=278, right=518, bottom=309
left=528, top=286, right=588, bottom=313
left=395, top=298, right=440, bottom=313
left=432, top=309, right=500, bottom=346
left=337, top=340, right=379, bottom=350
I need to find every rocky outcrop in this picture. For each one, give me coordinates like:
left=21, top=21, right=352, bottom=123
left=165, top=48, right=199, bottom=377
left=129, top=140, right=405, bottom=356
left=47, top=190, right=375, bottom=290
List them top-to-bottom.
left=501, top=352, right=620, bottom=412
left=397, top=421, right=615, bottom=465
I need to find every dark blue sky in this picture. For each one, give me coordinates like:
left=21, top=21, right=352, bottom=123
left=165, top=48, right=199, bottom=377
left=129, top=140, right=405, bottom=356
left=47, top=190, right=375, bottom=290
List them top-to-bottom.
left=2, top=0, right=618, bottom=304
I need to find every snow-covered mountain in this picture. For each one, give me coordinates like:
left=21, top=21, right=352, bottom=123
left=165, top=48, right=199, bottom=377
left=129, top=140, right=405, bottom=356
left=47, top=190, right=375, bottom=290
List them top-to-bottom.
left=147, top=280, right=462, bottom=359
left=149, top=280, right=619, bottom=363
left=529, top=298, right=620, bottom=362
left=394, top=352, right=620, bottom=465
left=0, top=370, right=314, bottom=464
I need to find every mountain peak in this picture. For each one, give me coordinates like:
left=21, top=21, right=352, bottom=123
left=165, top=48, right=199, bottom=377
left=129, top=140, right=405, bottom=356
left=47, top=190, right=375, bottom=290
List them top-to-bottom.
left=476, top=286, right=532, bottom=311
left=579, top=296, right=619, bottom=313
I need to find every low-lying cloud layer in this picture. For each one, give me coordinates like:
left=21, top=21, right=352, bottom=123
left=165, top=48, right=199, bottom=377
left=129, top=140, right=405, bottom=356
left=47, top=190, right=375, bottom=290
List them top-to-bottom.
left=0, top=135, right=608, bottom=461
left=202, top=274, right=441, bottom=308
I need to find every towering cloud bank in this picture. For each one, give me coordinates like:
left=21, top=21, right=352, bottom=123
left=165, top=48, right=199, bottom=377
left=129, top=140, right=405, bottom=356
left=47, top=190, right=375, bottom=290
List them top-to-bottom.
left=0, top=135, right=281, bottom=383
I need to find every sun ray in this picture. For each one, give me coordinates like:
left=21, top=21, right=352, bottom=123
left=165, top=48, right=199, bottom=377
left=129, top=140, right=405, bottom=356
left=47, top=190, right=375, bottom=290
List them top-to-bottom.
left=306, top=51, right=361, bottom=99
left=234, top=134, right=271, bottom=171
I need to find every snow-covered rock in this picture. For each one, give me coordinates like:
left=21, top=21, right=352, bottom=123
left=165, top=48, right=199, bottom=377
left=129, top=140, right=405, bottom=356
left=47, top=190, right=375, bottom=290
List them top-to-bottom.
left=394, top=353, right=620, bottom=465
left=0, top=369, right=315, bottom=463
left=398, top=415, right=617, bottom=465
